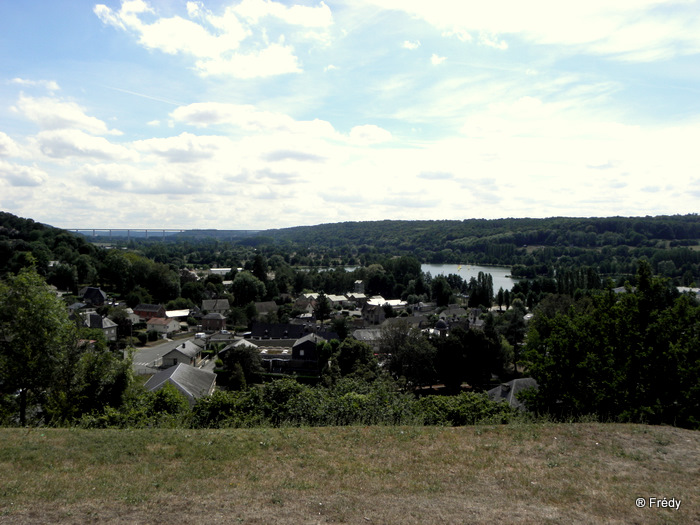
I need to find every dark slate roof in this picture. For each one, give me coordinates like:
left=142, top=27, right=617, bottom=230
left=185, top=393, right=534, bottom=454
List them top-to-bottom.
left=80, top=287, right=107, bottom=304
left=202, top=299, right=230, bottom=311
left=254, top=301, right=278, bottom=314
left=134, top=303, right=164, bottom=312
left=202, top=312, right=225, bottom=320
left=82, top=313, right=117, bottom=330
left=251, top=322, right=309, bottom=339
left=293, top=333, right=325, bottom=347
left=164, top=341, right=201, bottom=360
left=144, top=364, right=216, bottom=405
left=487, top=378, right=539, bottom=411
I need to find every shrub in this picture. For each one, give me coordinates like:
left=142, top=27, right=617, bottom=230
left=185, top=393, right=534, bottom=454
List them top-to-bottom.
left=414, top=392, right=516, bottom=426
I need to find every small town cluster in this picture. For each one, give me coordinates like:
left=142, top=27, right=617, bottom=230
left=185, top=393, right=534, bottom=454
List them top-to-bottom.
left=69, top=270, right=528, bottom=409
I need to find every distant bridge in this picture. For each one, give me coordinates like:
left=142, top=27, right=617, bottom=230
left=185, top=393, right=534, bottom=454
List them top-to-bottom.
left=69, top=228, right=186, bottom=240
left=69, top=228, right=261, bottom=241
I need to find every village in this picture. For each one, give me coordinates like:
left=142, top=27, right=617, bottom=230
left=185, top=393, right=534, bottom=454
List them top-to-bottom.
left=67, top=265, right=527, bottom=409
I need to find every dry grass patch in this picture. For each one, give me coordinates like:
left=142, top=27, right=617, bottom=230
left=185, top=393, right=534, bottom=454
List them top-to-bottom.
left=0, top=423, right=697, bottom=524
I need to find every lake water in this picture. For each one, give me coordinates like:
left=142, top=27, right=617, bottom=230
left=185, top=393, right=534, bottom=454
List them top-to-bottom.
left=421, top=264, right=519, bottom=291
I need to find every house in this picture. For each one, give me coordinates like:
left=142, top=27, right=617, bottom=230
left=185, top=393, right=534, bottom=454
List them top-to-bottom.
left=354, top=280, right=365, bottom=294
left=79, top=287, right=107, bottom=307
left=346, top=293, right=367, bottom=307
left=326, top=294, right=347, bottom=308
left=293, top=297, right=315, bottom=316
left=202, top=299, right=230, bottom=316
left=254, top=301, right=278, bottom=319
left=68, top=302, right=87, bottom=313
left=134, top=303, right=166, bottom=321
left=362, top=303, right=386, bottom=325
left=439, top=305, right=468, bottom=321
left=124, top=308, right=142, bottom=325
left=78, top=312, right=118, bottom=341
left=202, top=312, right=226, bottom=332
left=383, top=315, right=429, bottom=330
left=146, top=317, right=181, bottom=336
left=251, top=322, right=310, bottom=340
left=352, top=328, right=383, bottom=352
left=290, top=333, right=325, bottom=374
left=218, top=338, right=259, bottom=359
left=162, top=341, right=202, bottom=367
left=144, top=364, right=216, bottom=406
left=487, top=378, right=539, bottom=411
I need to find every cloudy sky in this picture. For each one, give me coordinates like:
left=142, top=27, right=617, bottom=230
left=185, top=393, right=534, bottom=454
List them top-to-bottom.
left=1, top=0, right=699, bottom=230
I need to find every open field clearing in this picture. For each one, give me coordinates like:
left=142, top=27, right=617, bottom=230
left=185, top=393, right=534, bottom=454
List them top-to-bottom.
left=0, top=423, right=697, bottom=524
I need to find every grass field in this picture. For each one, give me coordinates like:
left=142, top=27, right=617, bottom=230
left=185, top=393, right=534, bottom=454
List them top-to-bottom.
left=0, top=422, right=697, bottom=524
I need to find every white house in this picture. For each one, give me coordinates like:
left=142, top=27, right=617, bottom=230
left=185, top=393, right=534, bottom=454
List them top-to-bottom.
left=146, top=317, right=181, bottom=336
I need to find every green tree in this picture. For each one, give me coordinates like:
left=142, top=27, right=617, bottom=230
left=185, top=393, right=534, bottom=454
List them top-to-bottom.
left=522, top=260, right=700, bottom=427
left=0, top=267, right=76, bottom=425
left=231, top=271, right=265, bottom=306
left=431, top=275, right=452, bottom=307
left=314, top=292, right=332, bottom=324
left=383, top=322, right=437, bottom=389
left=335, top=339, right=379, bottom=378
left=221, top=344, right=264, bottom=388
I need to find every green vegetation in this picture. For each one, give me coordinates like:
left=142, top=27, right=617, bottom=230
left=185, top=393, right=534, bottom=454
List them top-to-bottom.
left=1, top=211, right=699, bottom=432
left=522, top=261, right=700, bottom=428
left=0, top=267, right=131, bottom=427
left=0, top=423, right=697, bottom=524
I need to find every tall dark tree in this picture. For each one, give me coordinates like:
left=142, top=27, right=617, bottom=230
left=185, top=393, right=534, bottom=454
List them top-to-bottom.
left=314, top=292, right=332, bottom=324
left=382, top=321, right=437, bottom=389
left=221, top=344, right=264, bottom=388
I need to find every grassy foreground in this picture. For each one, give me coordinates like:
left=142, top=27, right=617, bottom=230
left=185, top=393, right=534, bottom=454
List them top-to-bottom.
left=0, top=423, right=697, bottom=524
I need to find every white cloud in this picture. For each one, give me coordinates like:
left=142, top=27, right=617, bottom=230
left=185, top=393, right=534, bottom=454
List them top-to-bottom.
left=94, top=0, right=326, bottom=78
left=233, top=0, right=333, bottom=27
left=362, top=0, right=700, bottom=62
left=479, top=32, right=507, bottom=50
left=402, top=40, right=420, bottom=50
left=196, top=41, right=301, bottom=78
left=431, top=54, right=446, bottom=65
left=9, top=78, right=60, bottom=92
left=12, top=95, right=121, bottom=135
left=170, top=102, right=337, bottom=138
left=349, top=124, right=392, bottom=144
left=34, top=129, right=137, bottom=161
left=0, top=132, right=21, bottom=158
left=132, top=132, right=231, bottom=162
left=0, top=160, right=47, bottom=187
left=80, top=162, right=203, bottom=195
left=418, top=171, right=453, bottom=180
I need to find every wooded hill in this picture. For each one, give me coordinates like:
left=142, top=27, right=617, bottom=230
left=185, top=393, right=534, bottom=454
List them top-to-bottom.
left=3, top=212, right=700, bottom=285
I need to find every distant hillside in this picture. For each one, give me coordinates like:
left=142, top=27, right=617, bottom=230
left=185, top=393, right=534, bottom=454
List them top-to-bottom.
left=260, top=216, right=700, bottom=249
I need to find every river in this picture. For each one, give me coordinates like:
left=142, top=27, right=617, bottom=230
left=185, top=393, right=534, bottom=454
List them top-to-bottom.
left=421, top=263, right=519, bottom=292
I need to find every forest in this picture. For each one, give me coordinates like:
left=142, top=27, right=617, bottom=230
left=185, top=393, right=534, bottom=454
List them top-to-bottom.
left=0, top=211, right=698, bottom=429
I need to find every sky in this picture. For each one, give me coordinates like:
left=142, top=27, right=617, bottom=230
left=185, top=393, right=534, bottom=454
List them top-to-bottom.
left=1, top=0, right=699, bottom=230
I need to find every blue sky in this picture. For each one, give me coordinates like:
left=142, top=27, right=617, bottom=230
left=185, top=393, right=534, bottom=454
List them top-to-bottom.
left=1, top=0, right=699, bottom=229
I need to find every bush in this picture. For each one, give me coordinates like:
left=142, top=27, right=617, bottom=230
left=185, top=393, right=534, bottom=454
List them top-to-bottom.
left=414, top=392, right=516, bottom=426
